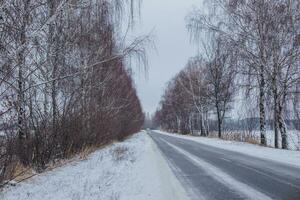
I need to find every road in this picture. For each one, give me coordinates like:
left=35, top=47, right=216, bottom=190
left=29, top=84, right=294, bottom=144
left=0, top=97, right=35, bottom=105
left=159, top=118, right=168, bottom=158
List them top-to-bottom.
left=149, top=131, right=300, bottom=200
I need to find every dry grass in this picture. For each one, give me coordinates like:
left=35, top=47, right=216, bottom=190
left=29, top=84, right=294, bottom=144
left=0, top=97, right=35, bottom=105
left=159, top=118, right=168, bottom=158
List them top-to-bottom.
left=208, top=131, right=260, bottom=145
left=244, top=135, right=260, bottom=145
left=1, top=143, right=108, bottom=187
left=110, top=145, right=136, bottom=163
left=79, top=146, right=98, bottom=160
left=111, top=146, right=129, bottom=162
left=1, top=160, right=35, bottom=186
left=12, top=163, right=35, bottom=183
left=110, top=192, right=120, bottom=200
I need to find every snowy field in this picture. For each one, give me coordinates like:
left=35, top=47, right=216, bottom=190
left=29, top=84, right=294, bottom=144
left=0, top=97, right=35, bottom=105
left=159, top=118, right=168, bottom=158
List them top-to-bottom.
left=193, top=129, right=300, bottom=150
left=155, top=130, right=300, bottom=168
left=264, top=130, right=300, bottom=150
left=1, top=131, right=187, bottom=200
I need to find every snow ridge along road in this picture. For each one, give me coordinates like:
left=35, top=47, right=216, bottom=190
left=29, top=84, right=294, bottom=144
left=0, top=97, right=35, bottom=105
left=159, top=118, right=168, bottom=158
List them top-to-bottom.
left=149, top=130, right=300, bottom=200
left=1, top=132, right=187, bottom=200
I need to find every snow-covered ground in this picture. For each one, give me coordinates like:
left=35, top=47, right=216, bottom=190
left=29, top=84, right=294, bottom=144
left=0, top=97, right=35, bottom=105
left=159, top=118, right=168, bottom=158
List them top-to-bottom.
left=198, top=129, right=300, bottom=150
left=155, top=130, right=300, bottom=168
left=264, top=130, right=300, bottom=150
left=1, top=131, right=187, bottom=200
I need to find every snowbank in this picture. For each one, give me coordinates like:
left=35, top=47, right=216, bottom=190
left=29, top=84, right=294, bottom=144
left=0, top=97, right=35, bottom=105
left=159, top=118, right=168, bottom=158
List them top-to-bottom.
left=155, top=130, right=300, bottom=168
left=264, top=130, right=300, bottom=150
left=1, top=131, right=187, bottom=200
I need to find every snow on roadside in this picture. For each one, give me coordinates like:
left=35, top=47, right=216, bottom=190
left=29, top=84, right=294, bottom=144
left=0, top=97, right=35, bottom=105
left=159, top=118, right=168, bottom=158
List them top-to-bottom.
left=155, top=130, right=300, bottom=168
left=264, top=130, right=300, bottom=150
left=1, top=131, right=187, bottom=200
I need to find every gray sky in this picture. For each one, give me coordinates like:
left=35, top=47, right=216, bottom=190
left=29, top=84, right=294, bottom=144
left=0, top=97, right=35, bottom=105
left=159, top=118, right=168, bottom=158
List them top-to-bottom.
left=132, top=0, right=203, bottom=115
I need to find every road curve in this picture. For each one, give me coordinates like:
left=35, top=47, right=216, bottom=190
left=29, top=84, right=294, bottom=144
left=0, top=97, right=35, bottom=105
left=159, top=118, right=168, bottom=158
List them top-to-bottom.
left=149, top=131, right=300, bottom=200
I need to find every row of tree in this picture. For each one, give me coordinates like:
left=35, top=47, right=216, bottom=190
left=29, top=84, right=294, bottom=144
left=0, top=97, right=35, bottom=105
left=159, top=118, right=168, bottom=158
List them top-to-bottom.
left=0, top=0, right=146, bottom=185
left=155, top=0, right=300, bottom=150
left=154, top=51, right=236, bottom=137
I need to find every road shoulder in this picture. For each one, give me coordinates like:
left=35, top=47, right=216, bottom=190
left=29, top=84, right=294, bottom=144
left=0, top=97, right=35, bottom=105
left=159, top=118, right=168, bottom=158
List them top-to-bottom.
left=1, top=131, right=188, bottom=200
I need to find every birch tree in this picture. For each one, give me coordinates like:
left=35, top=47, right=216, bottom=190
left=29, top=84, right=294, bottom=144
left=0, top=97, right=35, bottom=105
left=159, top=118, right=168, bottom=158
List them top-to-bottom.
left=0, top=0, right=148, bottom=182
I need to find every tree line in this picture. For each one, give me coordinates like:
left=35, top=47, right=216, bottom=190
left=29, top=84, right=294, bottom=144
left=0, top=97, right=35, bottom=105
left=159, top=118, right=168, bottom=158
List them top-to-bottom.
left=0, top=0, right=147, bottom=185
left=154, top=0, right=300, bottom=150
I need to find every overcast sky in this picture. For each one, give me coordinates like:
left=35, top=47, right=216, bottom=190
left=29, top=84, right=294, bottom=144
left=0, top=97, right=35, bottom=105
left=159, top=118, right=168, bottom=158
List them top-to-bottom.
left=132, top=0, right=203, bottom=115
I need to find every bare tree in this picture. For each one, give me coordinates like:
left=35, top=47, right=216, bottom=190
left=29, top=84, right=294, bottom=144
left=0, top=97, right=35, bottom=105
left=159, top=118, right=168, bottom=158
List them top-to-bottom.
left=0, top=0, right=148, bottom=185
left=187, top=0, right=300, bottom=149
left=155, top=36, right=236, bottom=138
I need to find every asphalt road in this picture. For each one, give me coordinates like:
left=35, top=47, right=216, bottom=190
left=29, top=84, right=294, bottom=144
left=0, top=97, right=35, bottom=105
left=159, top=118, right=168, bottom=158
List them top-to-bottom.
left=149, top=131, right=300, bottom=200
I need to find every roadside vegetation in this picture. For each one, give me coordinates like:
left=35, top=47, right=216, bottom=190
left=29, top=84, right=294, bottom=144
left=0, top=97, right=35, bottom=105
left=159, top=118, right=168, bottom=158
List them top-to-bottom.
left=0, top=0, right=148, bottom=187
left=154, top=0, right=300, bottom=150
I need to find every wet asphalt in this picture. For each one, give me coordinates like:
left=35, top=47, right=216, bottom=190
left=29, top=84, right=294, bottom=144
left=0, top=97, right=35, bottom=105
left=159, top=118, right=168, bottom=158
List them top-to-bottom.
left=149, top=131, right=300, bottom=200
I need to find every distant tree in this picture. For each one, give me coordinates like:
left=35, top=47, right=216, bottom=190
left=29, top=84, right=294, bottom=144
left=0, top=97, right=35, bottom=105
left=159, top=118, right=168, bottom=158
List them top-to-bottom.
left=155, top=37, right=236, bottom=138
left=204, top=37, right=237, bottom=138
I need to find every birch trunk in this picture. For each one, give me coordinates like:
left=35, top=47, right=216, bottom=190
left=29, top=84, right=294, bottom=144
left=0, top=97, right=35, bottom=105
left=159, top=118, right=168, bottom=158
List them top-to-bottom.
left=17, top=0, right=30, bottom=165
left=47, top=0, right=58, bottom=130
left=259, top=65, right=266, bottom=146
left=272, top=74, right=279, bottom=148
left=273, top=94, right=279, bottom=149
left=278, top=102, right=288, bottom=149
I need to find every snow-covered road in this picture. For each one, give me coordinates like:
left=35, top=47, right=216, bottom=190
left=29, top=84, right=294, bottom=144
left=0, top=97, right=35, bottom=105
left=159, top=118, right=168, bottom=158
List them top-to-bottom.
left=150, top=130, right=300, bottom=200
left=1, top=132, right=187, bottom=200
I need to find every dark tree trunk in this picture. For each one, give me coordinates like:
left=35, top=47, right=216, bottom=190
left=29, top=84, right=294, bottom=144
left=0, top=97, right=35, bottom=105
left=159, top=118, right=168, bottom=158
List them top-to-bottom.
left=259, top=65, right=266, bottom=146
left=273, top=81, right=279, bottom=148
left=216, top=103, right=222, bottom=138
left=278, top=103, right=288, bottom=149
